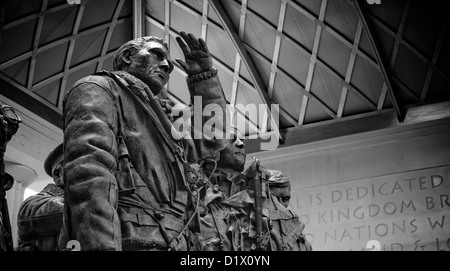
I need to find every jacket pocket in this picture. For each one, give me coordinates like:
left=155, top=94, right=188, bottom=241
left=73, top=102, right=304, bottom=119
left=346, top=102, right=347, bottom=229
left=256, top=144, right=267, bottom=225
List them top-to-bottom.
left=117, top=206, right=187, bottom=250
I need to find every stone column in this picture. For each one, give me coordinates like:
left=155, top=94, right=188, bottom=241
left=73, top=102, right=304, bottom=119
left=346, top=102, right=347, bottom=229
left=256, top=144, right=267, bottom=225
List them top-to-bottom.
left=5, top=162, right=37, bottom=249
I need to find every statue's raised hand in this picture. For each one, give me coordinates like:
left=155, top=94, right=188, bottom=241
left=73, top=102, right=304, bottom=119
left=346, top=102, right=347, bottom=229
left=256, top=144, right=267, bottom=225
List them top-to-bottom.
left=175, top=32, right=212, bottom=76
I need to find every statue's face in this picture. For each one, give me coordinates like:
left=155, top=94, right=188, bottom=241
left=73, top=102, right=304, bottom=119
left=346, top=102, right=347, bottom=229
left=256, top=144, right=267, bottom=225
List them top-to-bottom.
left=126, top=41, right=171, bottom=94
left=217, top=129, right=246, bottom=172
left=270, top=185, right=291, bottom=208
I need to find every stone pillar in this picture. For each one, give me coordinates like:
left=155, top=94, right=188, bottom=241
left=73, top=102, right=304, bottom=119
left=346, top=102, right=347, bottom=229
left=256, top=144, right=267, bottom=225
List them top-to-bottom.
left=5, top=162, right=37, bottom=249
left=6, top=181, right=24, bottom=248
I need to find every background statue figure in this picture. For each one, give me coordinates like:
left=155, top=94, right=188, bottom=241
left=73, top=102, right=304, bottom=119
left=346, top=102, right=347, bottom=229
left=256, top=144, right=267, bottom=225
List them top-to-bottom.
left=0, top=101, right=21, bottom=251
left=189, top=127, right=247, bottom=251
left=190, top=127, right=312, bottom=251
left=17, top=143, right=64, bottom=251
left=265, top=169, right=313, bottom=251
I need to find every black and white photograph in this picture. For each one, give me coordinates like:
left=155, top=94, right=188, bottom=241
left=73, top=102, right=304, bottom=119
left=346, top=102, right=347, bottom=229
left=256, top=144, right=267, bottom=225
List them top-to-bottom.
left=0, top=0, right=449, bottom=260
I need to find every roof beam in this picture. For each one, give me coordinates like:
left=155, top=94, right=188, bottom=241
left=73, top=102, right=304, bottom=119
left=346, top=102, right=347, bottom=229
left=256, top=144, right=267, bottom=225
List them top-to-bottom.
left=27, top=0, right=48, bottom=90
left=96, top=0, right=126, bottom=72
left=133, top=0, right=143, bottom=39
left=164, top=0, right=171, bottom=44
left=201, top=0, right=209, bottom=41
left=208, top=0, right=281, bottom=140
left=230, top=0, right=247, bottom=108
left=231, top=0, right=378, bottom=74
left=264, top=0, right=288, bottom=133
left=264, top=0, right=288, bottom=134
left=267, top=0, right=287, bottom=99
left=288, top=0, right=379, bottom=71
left=298, top=0, right=328, bottom=126
left=353, top=0, right=404, bottom=122
left=232, top=1, right=376, bottom=117
left=3, top=2, right=69, bottom=31
left=382, top=2, right=416, bottom=105
left=388, top=2, right=410, bottom=70
left=58, top=4, right=85, bottom=108
left=367, top=9, right=450, bottom=84
left=146, top=14, right=296, bottom=128
left=0, top=17, right=130, bottom=71
left=0, top=18, right=130, bottom=93
left=337, top=19, right=363, bottom=118
left=421, top=20, right=448, bottom=100
left=278, top=27, right=377, bottom=111
left=244, top=43, right=336, bottom=121
left=32, top=51, right=116, bottom=91
left=0, top=52, right=33, bottom=71
left=316, top=56, right=377, bottom=110
left=0, top=73, right=61, bottom=113
left=391, top=75, right=420, bottom=101
left=0, top=76, right=63, bottom=128
left=377, top=82, right=388, bottom=110
left=283, top=99, right=450, bottom=148
left=285, top=109, right=398, bottom=147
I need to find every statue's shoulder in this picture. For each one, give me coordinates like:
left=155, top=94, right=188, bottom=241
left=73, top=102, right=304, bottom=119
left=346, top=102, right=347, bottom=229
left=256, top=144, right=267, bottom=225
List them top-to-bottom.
left=64, top=71, right=123, bottom=104
left=72, top=71, right=114, bottom=88
left=40, top=183, right=64, bottom=197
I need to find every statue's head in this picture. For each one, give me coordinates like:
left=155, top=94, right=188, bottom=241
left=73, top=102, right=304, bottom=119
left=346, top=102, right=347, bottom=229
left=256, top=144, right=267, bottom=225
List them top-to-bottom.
left=113, top=36, right=174, bottom=95
left=0, top=102, right=21, bottom=143
left=217, top=126, right=246, bottom=172
left=44, top=143, right=64, bottom=188
left=266, top=169, right=291, bottom=208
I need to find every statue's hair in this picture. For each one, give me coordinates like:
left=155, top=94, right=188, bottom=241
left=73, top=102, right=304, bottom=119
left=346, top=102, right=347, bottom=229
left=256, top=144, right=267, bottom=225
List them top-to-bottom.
left=113, top=36, right=172, bottom=71
left=266, top=169, right=290, bottom=188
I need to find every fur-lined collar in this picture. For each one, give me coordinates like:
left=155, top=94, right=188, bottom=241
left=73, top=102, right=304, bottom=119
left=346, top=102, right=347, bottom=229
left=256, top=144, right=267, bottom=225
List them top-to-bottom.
left=112, top=71, right=152, bottom=102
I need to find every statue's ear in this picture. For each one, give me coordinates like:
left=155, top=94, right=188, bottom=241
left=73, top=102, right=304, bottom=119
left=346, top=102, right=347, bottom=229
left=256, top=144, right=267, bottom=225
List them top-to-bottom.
left=122, top=49, right=132, bottom=65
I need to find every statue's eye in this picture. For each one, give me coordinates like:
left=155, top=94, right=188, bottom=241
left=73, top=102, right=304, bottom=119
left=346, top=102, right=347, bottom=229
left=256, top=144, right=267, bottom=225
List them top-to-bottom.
left=149, top=48, right=164, bottom=60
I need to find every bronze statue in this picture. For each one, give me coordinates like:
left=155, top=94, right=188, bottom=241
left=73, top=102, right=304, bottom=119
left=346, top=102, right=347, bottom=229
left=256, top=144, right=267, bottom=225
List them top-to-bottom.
left=58, top=32, right=229, bottom=251
left=0, top=101, right=21, bottom=251
left=189, top=127, right=248, bottom=251
left=190, top=127, right=312, bottom=251
left=17, top=143, right=64, bottom=251
left=265, top=169, right=312, bottom=251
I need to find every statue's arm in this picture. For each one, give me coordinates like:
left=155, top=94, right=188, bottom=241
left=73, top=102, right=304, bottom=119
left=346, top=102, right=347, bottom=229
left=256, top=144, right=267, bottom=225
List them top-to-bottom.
left=175, top=32, right=230, bottom=162
left=63, top=77, right=121, bottom=251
